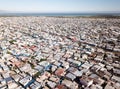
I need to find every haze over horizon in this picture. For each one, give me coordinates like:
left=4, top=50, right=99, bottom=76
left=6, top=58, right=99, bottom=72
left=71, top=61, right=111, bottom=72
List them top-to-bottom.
left=0, top=0, right=120, bottom=13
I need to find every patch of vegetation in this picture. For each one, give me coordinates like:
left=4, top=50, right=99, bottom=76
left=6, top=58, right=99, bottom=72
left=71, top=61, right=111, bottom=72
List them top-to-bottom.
left=9, top=40, right=16, bottom=44
left=59, top=44, right=63, bottom=49
left=7, top=51, right=12, bottom=54
left=31, top=56, right=35, bottom=59
left=40, top=58, right=47, bottom=62
left=28, top=61, right=35, bottom=69
left=13, top=66, right=18, bottom=70
left=26, top=72, right=30, bottom=75
left=33, top=72, right=41, bottom=78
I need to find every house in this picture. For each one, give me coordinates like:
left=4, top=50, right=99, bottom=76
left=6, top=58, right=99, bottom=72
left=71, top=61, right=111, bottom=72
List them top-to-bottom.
left=105, top=43, right=114, bottom=51
left=114, top=46, right=120, bottom=52
left=63, top=52, right=71, bottom=58
left=74, top=53, right=80, bottom=59
left=81, top=53, right=88, bottom=60
left=94, top=55, right=103, bottom=62
left=67, top=58, right=73, bottom=63
left=72, top=60, right=82, bottom=67
left=39, top=61, right=52, bottom=71
left=53, top=61, right=62, bottom=67
left=61, top=61, right=69, bottom=69
left=81, top=62, right=93, bottom=69
left=20, top=63, right=31, bottom=72
left=98, top=63, right=105, bottom=68
left=112, top=63, right=120, bottom=69
left=90, top=64, right=101, bottom=73
left=2, top=65, right=9, bottom=71
left=34, top=65, right=44, bottom=72
left=51, top=65, right=58, bottom=72
left=106, top=65, right=113, bottom=71
left=68, top=67, right=83, bottom=77
left=55, top=68, right=65, bottom=76
left=97, top=68, right=112, bottom=80
left=113, top=68, right=120, bottom=75
left=28, top=69, right=38, bottom=76
left=72, top=70, right=83, bottom=77
left=36, top=72, right=51, bottom=83
left=66, top=73, right=76, bottom=81
left=89, top=73, right=104, bottom=85
left=11, top=74, right=23, bottom=82
left=19, top=75, right=33, bottom=88
left=49, top=75, right=60, bottom=83
left=80, top=75, right=93, bottom=87
left=111, top=75, right=120, bottom=83
left=4, top=77, right=13, bottom=84
left=0, top=79, right=6, bottom=87
left=62, top=79, right=78, bottom=89
left=7, top=81, right=18, bottom=89
left=30, top=81, right=42, bottom=89
left=46, top=81, right=56, bottom=89
left=105, top=81, right=115, bottom=89
left=113, top=82, right=120, bottom=89
left=55, top=84, right=68, bottom=89
left=90, top=84, right=103, bottom=89
left=15, top=85, right=24, bottom=89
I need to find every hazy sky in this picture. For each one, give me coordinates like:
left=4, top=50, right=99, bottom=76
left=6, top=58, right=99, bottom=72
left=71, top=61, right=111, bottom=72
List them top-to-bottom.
left=0, top=0, right=120, bottom=13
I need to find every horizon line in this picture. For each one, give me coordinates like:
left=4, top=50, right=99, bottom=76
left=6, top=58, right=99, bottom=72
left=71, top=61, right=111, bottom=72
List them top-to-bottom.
left=0, top=9, right=120, bottom=13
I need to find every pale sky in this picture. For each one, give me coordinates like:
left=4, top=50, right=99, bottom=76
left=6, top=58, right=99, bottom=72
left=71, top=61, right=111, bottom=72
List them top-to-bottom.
left=0, top=0, right=120, bottom=13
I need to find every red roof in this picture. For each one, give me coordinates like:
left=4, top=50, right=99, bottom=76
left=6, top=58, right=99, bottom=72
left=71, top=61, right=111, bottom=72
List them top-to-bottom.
left=55, top=68, right=65, bottom=76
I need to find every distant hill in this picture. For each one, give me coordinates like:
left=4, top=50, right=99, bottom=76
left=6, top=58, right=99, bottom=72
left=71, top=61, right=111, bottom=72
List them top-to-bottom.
left=0, top=10, right=10, bottom=13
